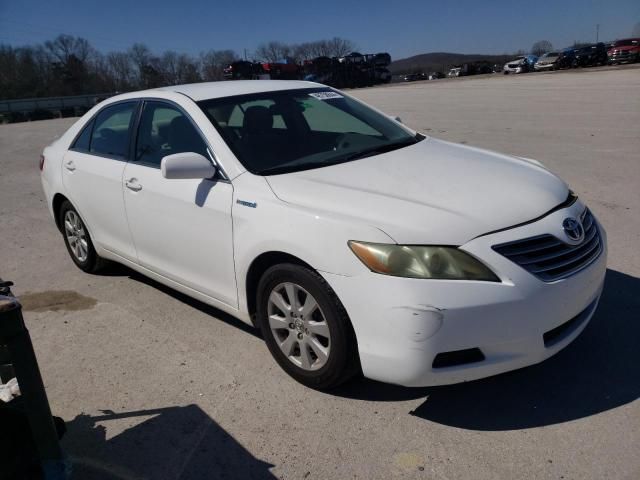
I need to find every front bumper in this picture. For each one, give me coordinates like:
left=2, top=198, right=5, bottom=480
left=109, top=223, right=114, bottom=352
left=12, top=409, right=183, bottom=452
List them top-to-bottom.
left=608, top=51, right=639, bottom=63
left=534, top=63, right=555, bottom=70
left=503, top=66, right=523, bottom=73
left=323, top=202, right=607, bottom=387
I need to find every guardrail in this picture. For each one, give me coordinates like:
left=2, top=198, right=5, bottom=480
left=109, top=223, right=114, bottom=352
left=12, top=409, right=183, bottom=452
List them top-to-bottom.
left=0, top=93, right=115, bottom=122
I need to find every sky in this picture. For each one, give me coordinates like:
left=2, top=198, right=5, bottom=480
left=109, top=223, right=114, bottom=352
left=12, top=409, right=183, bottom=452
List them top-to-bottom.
left=1, top=0, right=639, bottom=60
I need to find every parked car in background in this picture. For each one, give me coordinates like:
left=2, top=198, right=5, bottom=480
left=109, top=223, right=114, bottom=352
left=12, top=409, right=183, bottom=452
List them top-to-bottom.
left=608, top=38, right=640, bottom=64
left=573, top=43, right=608, bottom=67
left=534, top=50, right=574, bottom=71
left=503, top=55, right=538, bottom=74
left=474, top=63, right=494, bottom=74
left=447, top=67, right=461, bottom=77
left=428, top=72, right=445, bottom=80
left=402, top=73, right=422, bottom=82
left=40, top=80, right=607, bottom=390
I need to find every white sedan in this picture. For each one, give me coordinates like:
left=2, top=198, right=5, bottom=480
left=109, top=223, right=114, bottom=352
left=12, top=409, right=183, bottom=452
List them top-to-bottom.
left=40, top=81, right=607, bottom=389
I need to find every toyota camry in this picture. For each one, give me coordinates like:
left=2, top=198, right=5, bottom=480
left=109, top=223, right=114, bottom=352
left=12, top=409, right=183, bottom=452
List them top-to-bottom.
left=40, top=81, right=607, bottom=389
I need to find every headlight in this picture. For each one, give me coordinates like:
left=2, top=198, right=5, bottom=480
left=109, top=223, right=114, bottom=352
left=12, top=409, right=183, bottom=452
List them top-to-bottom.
left=348, top=241, right=500, bottom=281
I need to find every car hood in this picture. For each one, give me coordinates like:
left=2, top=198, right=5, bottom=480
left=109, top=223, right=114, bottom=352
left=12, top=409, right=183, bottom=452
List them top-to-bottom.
left=537, top=57, right=558, bottom=64
left=265, top=138, right=568, bottom=245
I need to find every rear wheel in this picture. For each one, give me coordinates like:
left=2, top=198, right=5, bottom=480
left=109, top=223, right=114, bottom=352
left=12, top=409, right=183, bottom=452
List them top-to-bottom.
left=59, top=200, right=107, bottom=273
left=257, top=263, right=359, bottom=390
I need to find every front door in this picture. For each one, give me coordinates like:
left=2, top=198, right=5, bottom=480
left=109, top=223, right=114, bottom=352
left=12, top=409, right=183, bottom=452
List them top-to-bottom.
left=122, top=100, right=237, bottom=307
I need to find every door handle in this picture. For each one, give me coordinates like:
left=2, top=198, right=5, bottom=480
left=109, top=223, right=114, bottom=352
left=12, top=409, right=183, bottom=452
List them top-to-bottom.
left=64, top=160, right=76, bottom=171
left=125, top=178, right=142, bottom=192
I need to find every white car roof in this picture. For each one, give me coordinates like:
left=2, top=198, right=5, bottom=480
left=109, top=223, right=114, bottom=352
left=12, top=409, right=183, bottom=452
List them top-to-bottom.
left=153, top=80, right=323, bottom=101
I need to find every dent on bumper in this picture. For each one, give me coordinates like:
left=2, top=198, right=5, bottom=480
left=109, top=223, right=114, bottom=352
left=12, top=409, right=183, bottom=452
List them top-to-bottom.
left=323, top=217, right=607, bottom=387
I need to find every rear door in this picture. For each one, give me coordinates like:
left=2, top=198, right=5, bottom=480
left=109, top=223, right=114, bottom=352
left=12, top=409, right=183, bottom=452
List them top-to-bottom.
left=122, top=100, right=237, bottom=307
left=62, top=101, right=138, bottom=261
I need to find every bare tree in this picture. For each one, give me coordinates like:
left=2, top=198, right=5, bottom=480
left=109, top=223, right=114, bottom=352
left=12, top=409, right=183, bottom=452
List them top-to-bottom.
left=1, top=34, right=360, bottom=101
left=44, top=34, right=91, bottom=64
left=44, top=35, right=95, bottom=95
left=327, top=37, right=355, bottom=57
left=293, top=38, right=356, bottom=59
left=309, top=40, right=331, bottom=58
left=531, top=40, right=553, bottom=56
left=255, top=41, right=291, bottom=63
left=291, top=42, right=315, bottom=62
left=128, top=43, right=164, bottom=88
left=200, top=49, right=237, bottom=81
left=160, top=50, right=180, bottom=84
left=106, top=51, right=134, bottom=91
left=175, top=53, right=201, bottom=84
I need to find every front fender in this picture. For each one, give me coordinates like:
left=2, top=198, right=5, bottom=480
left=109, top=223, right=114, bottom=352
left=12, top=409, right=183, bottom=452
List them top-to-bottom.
left=231, top=173, right=393, bottom=314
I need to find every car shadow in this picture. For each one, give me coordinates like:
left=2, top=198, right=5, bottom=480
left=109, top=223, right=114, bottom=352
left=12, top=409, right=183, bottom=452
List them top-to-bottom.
left=195, top=179, right=216, bottom=207
left=99, top=262, right=261, bottom=339
left=332, top=268, right=640, bottom=431
left=62, top=405, right=276, bottom=479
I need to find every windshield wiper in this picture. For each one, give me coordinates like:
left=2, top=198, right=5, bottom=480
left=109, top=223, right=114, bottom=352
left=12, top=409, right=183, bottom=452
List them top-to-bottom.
left=340, top=137, right=419, bottom=162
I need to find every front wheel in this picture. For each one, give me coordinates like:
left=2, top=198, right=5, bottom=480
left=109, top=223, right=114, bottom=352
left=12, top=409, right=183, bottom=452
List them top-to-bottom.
left=257, top=264, right=359, bottom=390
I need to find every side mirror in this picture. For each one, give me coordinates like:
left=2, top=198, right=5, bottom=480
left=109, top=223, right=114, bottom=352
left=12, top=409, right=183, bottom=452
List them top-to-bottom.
left=161, top=152, right=217, bottom=180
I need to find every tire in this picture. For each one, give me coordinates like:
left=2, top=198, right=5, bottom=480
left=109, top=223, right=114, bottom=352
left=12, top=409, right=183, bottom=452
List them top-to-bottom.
left=58, top=200, right=107, bottom=273
left=256, top=263, right=359, bottom=390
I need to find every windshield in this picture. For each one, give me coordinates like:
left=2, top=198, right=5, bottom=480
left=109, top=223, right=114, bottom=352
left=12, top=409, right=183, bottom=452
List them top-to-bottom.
left=544, top=52, right=559, bottom=58
left=198, top=87, right=421, bottom=175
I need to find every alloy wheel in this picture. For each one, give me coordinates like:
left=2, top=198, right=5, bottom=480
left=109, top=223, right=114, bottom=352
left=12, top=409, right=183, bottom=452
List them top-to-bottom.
left=64, top=210, right=89, bottom=263
left=267, top=282, right=331, bottom=371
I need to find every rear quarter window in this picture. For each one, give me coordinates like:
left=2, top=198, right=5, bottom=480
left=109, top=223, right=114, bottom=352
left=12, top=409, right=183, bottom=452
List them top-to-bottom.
left=89, top=102, right=136, bottom=158
left=71, top=119, right=94, bottom=151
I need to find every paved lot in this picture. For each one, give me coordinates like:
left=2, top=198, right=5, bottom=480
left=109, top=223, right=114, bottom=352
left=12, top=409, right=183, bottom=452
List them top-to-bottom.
left=1, top=67, right=639, bottom=479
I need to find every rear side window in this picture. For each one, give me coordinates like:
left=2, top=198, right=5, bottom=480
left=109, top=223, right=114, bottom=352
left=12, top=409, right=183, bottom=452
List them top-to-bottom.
left=135, top=101, right=209, bottom=167
left=89, top=102, right=136, bottom=159
left=72, top=120, right=93, bottom=151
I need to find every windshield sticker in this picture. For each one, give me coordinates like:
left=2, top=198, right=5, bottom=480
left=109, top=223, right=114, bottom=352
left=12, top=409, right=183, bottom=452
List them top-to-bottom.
left=309, top=92, right=343, bottom=100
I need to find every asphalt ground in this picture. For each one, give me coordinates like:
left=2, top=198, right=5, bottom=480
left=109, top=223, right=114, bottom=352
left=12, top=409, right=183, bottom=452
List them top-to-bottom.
left=0, top=66, right=638, bottom=479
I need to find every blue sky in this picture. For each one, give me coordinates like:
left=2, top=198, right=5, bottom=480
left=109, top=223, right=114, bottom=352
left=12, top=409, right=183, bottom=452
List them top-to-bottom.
left=1, top=0, right=639, bottom=60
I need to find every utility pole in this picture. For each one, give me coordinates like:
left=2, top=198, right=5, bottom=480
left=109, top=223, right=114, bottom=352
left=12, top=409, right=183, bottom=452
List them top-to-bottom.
left=596, top=24, right=600, bottom=42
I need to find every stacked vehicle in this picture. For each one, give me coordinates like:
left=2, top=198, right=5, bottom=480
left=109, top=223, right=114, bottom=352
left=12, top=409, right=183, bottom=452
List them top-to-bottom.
left=607, top=38, right=640, bottom=64
left=573, top=43, right=608, bottom=67
left=534, top=49, right=575, bottom=71
left=224, top=52, right=392, bottom=88
left=503, top=55, right=538, bottom=74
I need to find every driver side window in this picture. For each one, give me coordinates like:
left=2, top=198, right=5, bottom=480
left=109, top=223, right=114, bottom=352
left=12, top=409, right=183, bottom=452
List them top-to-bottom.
left=135, top=101, right=210, bottom=168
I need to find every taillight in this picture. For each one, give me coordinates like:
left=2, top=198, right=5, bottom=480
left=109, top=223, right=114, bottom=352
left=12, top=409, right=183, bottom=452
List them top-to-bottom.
left=39, top=154, right=45, bottom=171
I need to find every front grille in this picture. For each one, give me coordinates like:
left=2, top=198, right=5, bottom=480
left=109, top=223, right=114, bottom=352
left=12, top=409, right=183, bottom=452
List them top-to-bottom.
left=493, top=209, right=602, bottom=282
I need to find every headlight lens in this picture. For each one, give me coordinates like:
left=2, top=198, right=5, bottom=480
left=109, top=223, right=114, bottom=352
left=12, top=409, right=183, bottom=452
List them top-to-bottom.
left=348, top=241, right=500, bottom=281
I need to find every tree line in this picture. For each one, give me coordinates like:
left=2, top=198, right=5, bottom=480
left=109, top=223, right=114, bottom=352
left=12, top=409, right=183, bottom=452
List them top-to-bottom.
left=0, top=35, right=356, bottom=100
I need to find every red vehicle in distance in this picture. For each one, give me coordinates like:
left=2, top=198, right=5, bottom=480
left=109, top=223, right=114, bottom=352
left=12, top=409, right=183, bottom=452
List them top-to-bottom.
left=607, top=38, right=640, bottom=64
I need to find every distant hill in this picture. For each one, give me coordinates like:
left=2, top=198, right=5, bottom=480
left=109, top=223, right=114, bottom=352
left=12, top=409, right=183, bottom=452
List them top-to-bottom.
left=389, top=52, right=518, bottom=74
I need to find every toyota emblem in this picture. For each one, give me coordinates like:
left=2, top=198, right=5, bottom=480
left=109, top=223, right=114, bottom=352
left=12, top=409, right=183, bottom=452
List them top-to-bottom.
left=562, top=217, right=584, bottom=243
